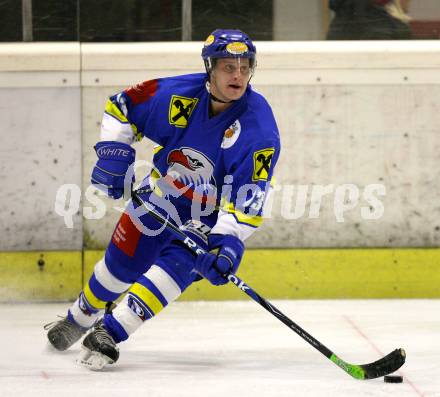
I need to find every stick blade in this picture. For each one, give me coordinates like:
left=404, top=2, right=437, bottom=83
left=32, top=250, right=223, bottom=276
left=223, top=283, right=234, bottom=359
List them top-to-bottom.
left=361, top=348, right=406, bottom=379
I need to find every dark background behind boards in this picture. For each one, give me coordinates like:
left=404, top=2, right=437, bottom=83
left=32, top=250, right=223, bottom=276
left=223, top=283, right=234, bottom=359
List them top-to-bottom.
left=0, top=0, right=273, bottom=42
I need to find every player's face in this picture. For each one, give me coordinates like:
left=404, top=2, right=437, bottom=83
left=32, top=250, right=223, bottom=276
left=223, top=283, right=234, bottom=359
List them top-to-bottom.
left=210, top=58, right=251, bottom=102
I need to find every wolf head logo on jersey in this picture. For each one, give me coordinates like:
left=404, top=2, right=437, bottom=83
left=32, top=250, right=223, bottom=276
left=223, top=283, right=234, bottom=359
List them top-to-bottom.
left=159, top=147, right=217, bottom=206
left=167, top=148, right=213, bottom=184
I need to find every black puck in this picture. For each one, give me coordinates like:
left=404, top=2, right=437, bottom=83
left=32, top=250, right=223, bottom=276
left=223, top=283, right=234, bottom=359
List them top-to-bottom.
left=384, top=375, right=403, bottom=383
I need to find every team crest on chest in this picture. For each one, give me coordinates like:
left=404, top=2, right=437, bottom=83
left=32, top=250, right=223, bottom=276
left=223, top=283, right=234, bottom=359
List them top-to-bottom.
left=168, top=95, right=198, bottom=128
left=221, top=120, right=241, bottom=149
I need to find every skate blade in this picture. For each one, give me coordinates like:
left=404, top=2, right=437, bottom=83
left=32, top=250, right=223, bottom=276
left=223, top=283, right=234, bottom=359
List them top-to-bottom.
left=77, top=347, right=114, bottom=371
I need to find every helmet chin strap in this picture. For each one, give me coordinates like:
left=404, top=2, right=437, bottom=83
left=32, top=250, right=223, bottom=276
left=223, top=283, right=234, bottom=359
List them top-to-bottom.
left=205, top=81, right=235, bottom=104
left=211, top=94, right=234, bottom=104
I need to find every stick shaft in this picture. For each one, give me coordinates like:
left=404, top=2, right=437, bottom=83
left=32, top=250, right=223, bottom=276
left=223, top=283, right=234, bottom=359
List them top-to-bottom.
left=131, top=190, right=405, bottom=380
left=228, top=273, right=334, bottom=357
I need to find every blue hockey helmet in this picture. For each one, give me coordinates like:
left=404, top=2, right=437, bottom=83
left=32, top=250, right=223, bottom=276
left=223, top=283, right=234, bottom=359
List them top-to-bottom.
left=201, top=29, right=256, bottom=74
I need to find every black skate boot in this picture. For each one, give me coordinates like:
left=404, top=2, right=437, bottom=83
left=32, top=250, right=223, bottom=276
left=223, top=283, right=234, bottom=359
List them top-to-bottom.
left=45, top=316, right=87, bottom=351
left=78, top=320, right=119, bottom=370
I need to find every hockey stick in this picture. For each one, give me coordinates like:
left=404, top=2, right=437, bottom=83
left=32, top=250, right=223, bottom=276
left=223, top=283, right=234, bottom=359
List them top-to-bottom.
left=131, top=189, right=406, bottom=380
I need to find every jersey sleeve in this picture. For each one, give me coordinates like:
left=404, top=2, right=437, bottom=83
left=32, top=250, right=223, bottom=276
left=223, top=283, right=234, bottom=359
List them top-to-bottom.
left=99, top=79, right=171, bottom=146
left=211, top=138, right=280, bottom=242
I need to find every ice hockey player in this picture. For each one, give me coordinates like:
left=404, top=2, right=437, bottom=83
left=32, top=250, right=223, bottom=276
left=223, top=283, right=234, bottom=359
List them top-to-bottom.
left=45, top=28, right=280, bottom=370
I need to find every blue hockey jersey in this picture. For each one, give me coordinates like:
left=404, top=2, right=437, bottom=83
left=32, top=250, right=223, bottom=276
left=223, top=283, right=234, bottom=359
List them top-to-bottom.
left=100, top=73, right=280, bottom=241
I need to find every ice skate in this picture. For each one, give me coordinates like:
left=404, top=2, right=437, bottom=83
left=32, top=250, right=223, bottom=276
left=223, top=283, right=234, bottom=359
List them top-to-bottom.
left=44, top=316, right=86, bottom=351
left=77, top=320, right=119, bottom=370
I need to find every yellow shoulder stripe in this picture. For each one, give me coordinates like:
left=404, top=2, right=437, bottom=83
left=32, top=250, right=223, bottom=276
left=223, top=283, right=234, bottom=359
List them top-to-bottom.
left=105, top=100, right=129, bottom=123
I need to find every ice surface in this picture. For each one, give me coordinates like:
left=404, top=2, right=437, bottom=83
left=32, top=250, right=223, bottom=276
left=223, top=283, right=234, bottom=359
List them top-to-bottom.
left=1, top=300, right=438, bottom=397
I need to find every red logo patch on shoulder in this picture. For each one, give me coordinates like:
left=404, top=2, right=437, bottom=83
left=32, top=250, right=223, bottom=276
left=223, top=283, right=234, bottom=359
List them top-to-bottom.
left=125, top=79, right=158, bottom=105
left=111, top=212, right=141, bottom=257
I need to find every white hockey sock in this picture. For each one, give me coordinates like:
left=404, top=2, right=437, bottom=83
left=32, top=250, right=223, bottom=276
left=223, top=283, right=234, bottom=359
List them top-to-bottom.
left=111, top=294, right=144, bottom=336
left=69, top=296, right=102, bottom=328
